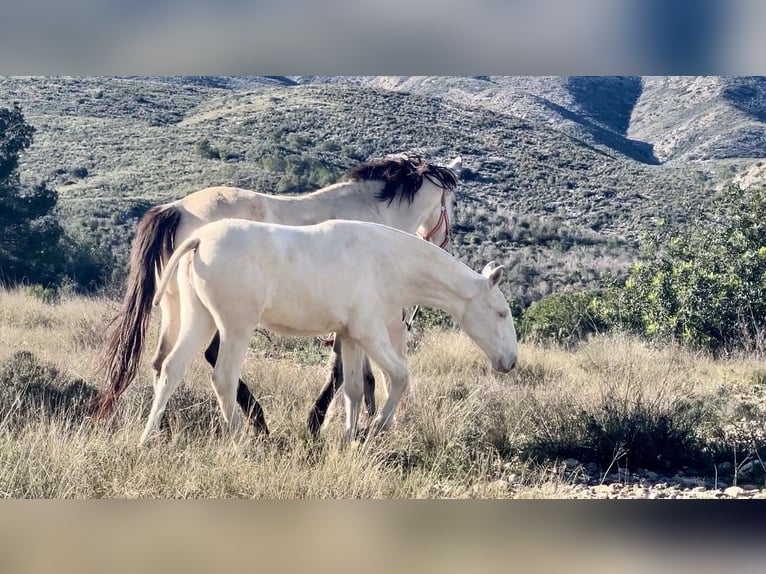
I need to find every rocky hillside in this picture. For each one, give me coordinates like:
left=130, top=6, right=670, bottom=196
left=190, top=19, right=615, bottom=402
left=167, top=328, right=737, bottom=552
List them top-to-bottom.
left=293, top=75, right=766, bottom=165
left=1, top=76, right=763, bottom=305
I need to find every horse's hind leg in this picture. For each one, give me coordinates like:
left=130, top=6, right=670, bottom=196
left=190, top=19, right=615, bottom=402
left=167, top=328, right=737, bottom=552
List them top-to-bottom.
left=150, top=290, right=182, bottom=434
left=151, top=290, right=181, bottom=385
left=140, top=304, right=216, bottom=446
left=209, top=328, right=252, bottom=435
left=205, top=332, right=269, bottom=435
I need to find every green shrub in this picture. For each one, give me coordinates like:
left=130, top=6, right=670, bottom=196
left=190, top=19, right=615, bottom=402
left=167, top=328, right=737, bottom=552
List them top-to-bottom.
left=195, top=138, right=221, bottom=160
left=620, top=185, right=766, bottom=352
left=520, top=290, right=615, bottom=346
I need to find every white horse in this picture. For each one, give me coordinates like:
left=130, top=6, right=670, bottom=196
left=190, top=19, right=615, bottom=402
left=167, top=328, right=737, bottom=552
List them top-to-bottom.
left=94, top=154, right=462, bottom=434
left=139, top=219, right=517, bottom=445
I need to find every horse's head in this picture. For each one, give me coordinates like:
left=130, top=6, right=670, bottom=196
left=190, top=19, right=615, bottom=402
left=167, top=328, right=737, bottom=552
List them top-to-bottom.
left=417, top=156, right=462, bottom=254
left=460, top=261, right=518, bottom=373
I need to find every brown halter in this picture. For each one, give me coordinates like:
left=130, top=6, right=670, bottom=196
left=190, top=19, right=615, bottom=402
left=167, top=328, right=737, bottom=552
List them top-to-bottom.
left=419, top=189, right=452, bottom=250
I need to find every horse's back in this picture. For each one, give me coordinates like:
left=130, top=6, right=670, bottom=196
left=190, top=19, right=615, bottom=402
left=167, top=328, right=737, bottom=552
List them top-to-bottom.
left=173, top=186, right=272, bottom=245
left=187, top=219, right=410, bottom=334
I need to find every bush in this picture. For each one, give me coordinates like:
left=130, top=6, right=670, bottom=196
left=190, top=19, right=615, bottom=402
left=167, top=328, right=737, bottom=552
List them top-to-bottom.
left=0, top=104, right=109, bottom=293
left=195, top=138, right=221, bottom=160
left=619, top=185, right=766, bottom=352
left=519, top=290, right=615, bottom=346
left=0, top=350, right=98, bottom=427
left=518, top=380, right=715, bottom=472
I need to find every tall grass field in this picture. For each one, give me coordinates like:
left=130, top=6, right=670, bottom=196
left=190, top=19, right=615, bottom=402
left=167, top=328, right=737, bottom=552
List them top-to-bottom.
left=1, top=287, right=764, bottom=498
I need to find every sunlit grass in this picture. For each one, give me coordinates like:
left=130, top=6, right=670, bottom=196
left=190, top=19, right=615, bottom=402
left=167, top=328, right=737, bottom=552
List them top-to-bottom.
left=1, top=288, right=765, bottom=498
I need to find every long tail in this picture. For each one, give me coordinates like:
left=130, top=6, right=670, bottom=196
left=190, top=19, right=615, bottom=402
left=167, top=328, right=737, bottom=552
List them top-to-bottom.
left=91, top=204, right=181, bottom=420
left=152, top=237, right=200, bottom=307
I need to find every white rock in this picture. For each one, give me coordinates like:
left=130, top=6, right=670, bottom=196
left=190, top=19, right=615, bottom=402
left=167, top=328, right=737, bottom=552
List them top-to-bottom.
left=724, top=486, right=745, bottom=498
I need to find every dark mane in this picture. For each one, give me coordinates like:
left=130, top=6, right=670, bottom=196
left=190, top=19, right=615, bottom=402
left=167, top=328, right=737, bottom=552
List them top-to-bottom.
left=346, top=154, right=458, bottom=204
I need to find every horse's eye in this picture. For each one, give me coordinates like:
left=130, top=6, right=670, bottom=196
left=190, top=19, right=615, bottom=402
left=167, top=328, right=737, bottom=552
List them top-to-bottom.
left=498, top=311, right=508, bottom=319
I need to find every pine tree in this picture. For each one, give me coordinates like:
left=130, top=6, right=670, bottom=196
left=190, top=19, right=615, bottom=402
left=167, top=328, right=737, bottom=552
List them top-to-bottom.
left=0, top=104, right=66, bottom=287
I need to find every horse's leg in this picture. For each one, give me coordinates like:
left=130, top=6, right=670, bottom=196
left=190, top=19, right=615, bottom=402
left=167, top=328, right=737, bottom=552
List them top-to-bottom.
left=151, top=289, right=180, bottom=385
left=150, top=290, right=181, bottom=434
left=139, top=303, right=216, bottom=446
left=386, top=319, right=410, bottom=406
left=358, top=322, right=410, bottom=435
left=209, top=328, right=251, bottom=435
left=204, top=332, right=269, bottom=435
left=306, top=337, right=344, bottom=438
left=338, top=337, right=365, bottom=444
left=362, top=354, right=376, bottom=418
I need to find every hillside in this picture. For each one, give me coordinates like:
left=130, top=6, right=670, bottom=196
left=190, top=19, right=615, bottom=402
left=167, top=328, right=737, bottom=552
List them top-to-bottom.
left=0, top=76, right=761, bottom=305
left=294, top=76, right=766, bottom=165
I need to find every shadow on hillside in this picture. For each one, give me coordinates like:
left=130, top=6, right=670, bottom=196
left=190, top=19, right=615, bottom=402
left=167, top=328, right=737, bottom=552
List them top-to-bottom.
left=566, top=76, right=643, bottom=135
left=722, top=77, right=766, bottom=122
left=535, top=96, right=660, bottom=165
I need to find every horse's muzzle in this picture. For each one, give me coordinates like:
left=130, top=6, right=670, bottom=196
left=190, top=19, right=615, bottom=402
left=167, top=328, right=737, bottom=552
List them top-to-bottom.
left=493, top=358, right=517, bottom=374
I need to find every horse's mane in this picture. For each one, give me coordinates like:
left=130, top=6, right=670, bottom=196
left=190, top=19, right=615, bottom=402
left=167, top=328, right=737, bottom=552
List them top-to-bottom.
left=346, top=154, right=458, bottom=205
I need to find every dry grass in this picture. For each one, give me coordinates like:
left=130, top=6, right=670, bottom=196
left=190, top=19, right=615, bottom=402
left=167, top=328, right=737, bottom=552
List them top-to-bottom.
left=0, top=288, right=764, bottom=498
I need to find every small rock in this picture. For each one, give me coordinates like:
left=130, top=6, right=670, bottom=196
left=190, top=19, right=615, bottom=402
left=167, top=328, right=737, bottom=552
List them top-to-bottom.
left=563, top=458, right=580, bottom=468
left=643, top=471, right=659, bottom=481
left=593, top=484, right=613, bottom=495
left=724, top=486, right=745, bottom=498
left=632, top=487, right=650, bottom=499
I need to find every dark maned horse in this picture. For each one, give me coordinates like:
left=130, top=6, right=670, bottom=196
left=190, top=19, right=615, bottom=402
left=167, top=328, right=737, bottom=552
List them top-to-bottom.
left=93, top=154, right=461, bottom=437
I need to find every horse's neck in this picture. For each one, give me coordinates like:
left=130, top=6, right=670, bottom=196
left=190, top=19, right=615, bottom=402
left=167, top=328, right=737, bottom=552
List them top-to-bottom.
left=267, top=181, right=431, bottom=233
left=402, top=247, right=480, bottom=321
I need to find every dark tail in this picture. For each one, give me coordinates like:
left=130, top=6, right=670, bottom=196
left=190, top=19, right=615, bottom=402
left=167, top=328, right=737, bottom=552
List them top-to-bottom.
left=91, top=204, right=182, bottom=420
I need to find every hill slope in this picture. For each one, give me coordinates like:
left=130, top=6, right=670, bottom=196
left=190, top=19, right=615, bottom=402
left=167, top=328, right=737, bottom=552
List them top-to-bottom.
left=293, top=75, right=766, bottom=166
left=0, top=76, right=755, bottom=305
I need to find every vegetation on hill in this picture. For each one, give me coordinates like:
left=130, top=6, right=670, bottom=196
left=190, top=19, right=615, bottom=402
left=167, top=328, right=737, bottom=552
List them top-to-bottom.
left=0, top=76, right=734, bottom=305
left=1, top=76, right=764, bottom=349
left=0, top=104, right=106, bottom=292
left=520, top=184, right=766, bottom=354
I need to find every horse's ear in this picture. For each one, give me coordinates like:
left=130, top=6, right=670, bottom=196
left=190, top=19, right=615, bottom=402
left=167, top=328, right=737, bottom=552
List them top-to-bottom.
left=446, top=156, right=463, bottom=176
left=481, top=261, right=497, bottom=276
left=482, top=262, right=504, bottom=288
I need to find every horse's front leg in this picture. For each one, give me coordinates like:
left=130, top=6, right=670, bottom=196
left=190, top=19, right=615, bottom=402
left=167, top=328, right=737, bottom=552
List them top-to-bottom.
left=362, top=319, right=410, bottom=436
left=205, top=331, right=269, bottom=435
left=306, top=337, right=378, bottom=438
left=338, top=337, right=365, bottom=444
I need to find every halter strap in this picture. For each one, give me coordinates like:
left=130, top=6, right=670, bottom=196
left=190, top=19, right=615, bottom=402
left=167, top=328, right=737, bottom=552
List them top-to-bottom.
left=420, top=190, right=452, bottom=250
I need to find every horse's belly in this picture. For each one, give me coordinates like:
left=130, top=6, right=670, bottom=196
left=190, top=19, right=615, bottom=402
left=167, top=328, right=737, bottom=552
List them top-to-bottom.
left=259, top=305, right=344, bottom=337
